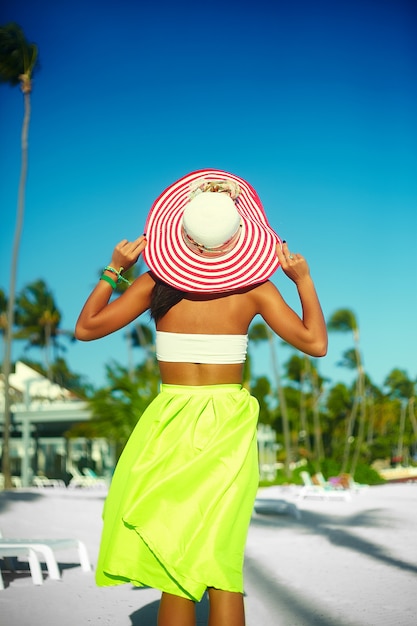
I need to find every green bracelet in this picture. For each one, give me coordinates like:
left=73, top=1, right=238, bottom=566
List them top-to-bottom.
left=104, top=265, right=132, bottom=286
left=100, top=274, right=117, bottom=289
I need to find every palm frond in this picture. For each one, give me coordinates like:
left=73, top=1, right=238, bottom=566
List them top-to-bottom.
left=0, top=22, right=38, bottom=86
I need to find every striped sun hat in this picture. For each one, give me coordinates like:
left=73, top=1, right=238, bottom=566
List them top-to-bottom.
left=143, top=168, right=281, bottom=292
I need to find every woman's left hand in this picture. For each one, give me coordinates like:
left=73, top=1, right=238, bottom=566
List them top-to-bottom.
left=276, top=242, right=310, bottom=285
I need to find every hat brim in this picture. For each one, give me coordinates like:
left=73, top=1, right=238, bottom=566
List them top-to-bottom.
left=143, top=169, right=281, bottom=292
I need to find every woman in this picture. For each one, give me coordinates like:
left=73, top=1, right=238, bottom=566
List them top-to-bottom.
left=75, top=169, right=327, bottom=626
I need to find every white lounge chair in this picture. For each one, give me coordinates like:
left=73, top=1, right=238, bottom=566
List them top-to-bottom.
left=67, top=466, right=107, bottom=489
left=298, top=471, right=351, bottom=501
left=314, top=471, right=347, bottom=491
left=345, top=475, right=370, bottom=492
left=32, top=476, right=66, bottom=488
left=0, top=535, right=92, bottom=581
left=0, top=546, right=43, bottom=589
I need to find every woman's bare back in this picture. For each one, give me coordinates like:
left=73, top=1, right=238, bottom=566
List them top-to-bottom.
left=156, top=288, right=259, bottom=385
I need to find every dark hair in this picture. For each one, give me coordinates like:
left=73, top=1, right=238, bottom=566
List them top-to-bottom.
left=150, top=278, right=185, bottom=322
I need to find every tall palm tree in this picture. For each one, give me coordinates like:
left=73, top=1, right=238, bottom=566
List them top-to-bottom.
left=0, top=23, right=38, bottom=488
left=328, top=309, right=366, bottom=477
left=125, top=322, right=155, bottom=378
left=249, top=322, right=292, bottom=477
left=334, top=347, right=361, bottom=471
left=285, top=354, right=312, bottom=456
left=305, top=358, right=325, bottom=464
left=384, top=368, right=416, bottom=465
left=409, top=398, right=417, bottom=459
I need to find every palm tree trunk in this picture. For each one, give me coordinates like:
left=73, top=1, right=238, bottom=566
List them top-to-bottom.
left=1, top=90, right=31, bottom=488
left=44, top=321, right=52, bottom=380
left=126, top=330, right=134, bottom=380
left=344, top=330, right=364, bottom=476
left=267, top=331, right=292, bottom=478
left=299, top=358, right=311, bottom=455
left=311, top=368, right=324, bottom=463
left=349, top=380, right=367, bottom=477
left=340, top=386, right=359, bottom=474
left=366, top=394, right=375, bottom=445
left=409, top=398, right=417, bottom=442
left=396, top=400, right=407, bottom=465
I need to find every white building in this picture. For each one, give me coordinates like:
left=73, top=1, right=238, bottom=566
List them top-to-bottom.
left=0, top=362, right=115, bottom=487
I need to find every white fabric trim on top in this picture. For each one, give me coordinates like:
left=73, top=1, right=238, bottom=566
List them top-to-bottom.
left=156, top=331, right=248, bottom=364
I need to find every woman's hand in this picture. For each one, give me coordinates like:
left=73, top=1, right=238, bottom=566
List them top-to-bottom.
left=109, top=235, right=147, bottom=273
left=254, top=242, right=327, bottom=357
left=276, top=242, right=311, bottom=284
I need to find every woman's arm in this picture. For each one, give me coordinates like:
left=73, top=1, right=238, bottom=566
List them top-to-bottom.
left=75, top=236, right=153, bottom=341
left=253, top=243, right=328, bottom=357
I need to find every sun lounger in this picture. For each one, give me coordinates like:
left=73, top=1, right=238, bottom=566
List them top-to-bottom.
left=67, top=466, right=107, bottom=489
left=298, top=471, right=351, bottom=501
left=314, top=471, right=347, bottom=490
left=327, top=473, right=370, bottom=492
left=0, top=474, right=22, bottom=489
left=345, top=475, right=370, bottom=492
left=32, top=476, right=66, bottom=488
left=0, top=538, right=92, bottom=580
left=0, top=546, right=43, bottom=589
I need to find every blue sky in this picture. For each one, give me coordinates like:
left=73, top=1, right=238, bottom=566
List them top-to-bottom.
left=1, top=0, right=416, bottom=392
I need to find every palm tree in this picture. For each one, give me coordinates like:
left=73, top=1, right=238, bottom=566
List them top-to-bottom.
left=0, top=23, right=38, bottom=488
left=14, top=280, right=73, bottom=379
left=328, top=309, right=366, bottom=477
left=249, top=321, right=292, bottom=477
left=125, top=322, right=155, bottom=378
left=285, top=354, right=311, bottom=456
left=305, top=358, right=325, bottom=464
left=69, top=360, right=160, bottom=459
left=384, top=369, right=416, bottom=465
left=325, top=381, right=354, bottom=458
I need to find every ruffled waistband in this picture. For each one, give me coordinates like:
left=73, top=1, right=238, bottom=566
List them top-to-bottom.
left=160, top=383, right=243, bottom=394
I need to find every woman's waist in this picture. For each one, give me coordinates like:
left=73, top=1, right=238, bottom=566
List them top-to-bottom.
left=158, top=361, right=244, bottom=386
left=160, top=383, right=244, bottom=394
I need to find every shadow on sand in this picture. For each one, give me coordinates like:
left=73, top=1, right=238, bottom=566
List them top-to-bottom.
left=0, top=489, right=42, bottom=514
left=251, top=506, right=417, bottom=576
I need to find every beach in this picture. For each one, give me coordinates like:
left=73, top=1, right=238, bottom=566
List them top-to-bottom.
left=0, top=483, right=416, bottom=625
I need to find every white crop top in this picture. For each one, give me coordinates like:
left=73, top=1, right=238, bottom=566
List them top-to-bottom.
left=156, top=331, right=248, bottom=364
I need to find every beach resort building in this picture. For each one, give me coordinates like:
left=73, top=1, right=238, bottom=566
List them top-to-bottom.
left=0, top=361, right=115, bottom=488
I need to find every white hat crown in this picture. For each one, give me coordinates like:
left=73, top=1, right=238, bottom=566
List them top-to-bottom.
left=182, top=192, right=241, bottom=250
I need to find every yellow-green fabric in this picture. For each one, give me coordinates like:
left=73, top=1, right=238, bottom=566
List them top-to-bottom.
left=95, top=384, right=259, bottom=601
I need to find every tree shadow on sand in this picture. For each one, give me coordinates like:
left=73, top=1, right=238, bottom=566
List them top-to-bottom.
left=0, top=490, right=42, bottom=513
left=251, top=507, right=417, bottom=575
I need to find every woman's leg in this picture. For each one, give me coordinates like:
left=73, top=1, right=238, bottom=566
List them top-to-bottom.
left=207, top=588, right=245, bottom=626
left=157, top=592, right=196, bottom=626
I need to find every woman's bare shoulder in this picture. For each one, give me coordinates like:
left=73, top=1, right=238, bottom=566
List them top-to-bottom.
left=122, top=271, right=156, bottom=310
left=131, top=271, right=157, bottom=291
left=246, top=280, right=281, bottom=301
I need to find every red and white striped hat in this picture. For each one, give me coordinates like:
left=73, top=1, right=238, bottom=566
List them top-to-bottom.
left=143, top=168, right=281, bottom=292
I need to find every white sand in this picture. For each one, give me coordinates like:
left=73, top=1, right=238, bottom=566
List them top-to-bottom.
left=0, top=483, right=416, bottom=625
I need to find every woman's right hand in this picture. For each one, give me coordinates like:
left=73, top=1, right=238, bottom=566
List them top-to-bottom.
left=109, top=235, right=147, bottom=273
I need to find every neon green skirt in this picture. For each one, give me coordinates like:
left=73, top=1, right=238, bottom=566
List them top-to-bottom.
left=95, top=384, right=259, bottom=601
